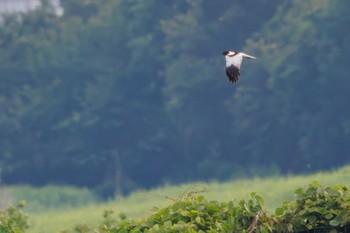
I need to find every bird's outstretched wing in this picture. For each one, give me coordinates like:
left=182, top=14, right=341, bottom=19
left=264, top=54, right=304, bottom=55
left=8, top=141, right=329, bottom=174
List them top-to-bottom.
left=241, top=53, right=258, bottom=60
left=226, top=65, right=240, bottom=83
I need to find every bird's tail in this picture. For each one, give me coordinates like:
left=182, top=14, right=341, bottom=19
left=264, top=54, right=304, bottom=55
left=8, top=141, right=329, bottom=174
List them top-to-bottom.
left=241, top=53, right=258, bottom=60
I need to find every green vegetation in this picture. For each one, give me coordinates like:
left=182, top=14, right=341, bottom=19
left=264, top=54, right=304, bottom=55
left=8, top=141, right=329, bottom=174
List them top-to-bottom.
left=1, top=1, right=350, bottom=231
left=11, top=166, right=348, bottom=232
left=3, top=177, right=350, bottom=232
left=73, top=182, right=350, bottom=232
left=6, top=185, right=97, bottom=212
left=0, top=201, right=29, bottom=233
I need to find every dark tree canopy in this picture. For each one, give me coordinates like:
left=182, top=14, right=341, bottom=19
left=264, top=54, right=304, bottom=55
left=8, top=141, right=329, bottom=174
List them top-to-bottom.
left=0, top=0, right=349, bottom=197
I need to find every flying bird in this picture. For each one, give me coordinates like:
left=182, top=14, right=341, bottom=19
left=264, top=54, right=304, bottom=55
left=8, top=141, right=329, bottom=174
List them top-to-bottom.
left=222, top=50, right=258, bottom=83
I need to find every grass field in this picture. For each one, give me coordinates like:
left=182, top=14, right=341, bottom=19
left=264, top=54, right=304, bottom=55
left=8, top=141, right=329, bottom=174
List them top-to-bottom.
left=6, top=165, right=350, bottom=233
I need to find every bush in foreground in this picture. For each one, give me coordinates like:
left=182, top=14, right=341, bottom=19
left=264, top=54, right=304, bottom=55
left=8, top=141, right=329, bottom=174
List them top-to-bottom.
left=2, top=182, right=350, bottom=232
left=74, top=182, right=350, bottom=233
left=0, top=201, right=29, bottom=233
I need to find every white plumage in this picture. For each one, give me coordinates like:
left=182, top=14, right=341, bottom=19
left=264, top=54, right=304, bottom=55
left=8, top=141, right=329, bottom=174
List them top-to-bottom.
left=222, top=50, right=257, bottom=83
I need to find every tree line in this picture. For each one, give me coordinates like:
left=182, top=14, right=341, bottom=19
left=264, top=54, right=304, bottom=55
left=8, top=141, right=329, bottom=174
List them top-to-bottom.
left=0, top=0, right=349, bottom=197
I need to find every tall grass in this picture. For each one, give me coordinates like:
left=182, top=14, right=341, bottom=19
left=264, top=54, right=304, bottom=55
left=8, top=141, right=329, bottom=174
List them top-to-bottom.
left=4, top=185, right=97, bottom=212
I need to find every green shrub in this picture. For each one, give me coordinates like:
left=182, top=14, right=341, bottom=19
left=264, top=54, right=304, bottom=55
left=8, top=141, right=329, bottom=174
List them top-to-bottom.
left=273, top=181, right=350, bottom=232
left=4, top=182, right=350, bottom=232
left=72, top=182, right=350, bottom=233
left=0, top=201, right=29, bottom=233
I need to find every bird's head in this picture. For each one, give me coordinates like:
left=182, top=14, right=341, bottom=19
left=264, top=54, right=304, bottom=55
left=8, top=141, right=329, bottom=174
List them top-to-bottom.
left=222, top=50, right=236, bottom=56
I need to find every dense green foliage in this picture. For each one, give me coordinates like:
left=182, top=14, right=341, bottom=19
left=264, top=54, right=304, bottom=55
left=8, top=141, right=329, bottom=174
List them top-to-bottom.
left=1, top=0, right=350, bottom=196
left=23, top=166, right=350, bottom=233
left=274, top=181, right=350, bottom=232
left=3, top=183, right=350, bottom=232
left=60, top=183, right=350, bottom=232
left=0, top=202, right=29, bottom=233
